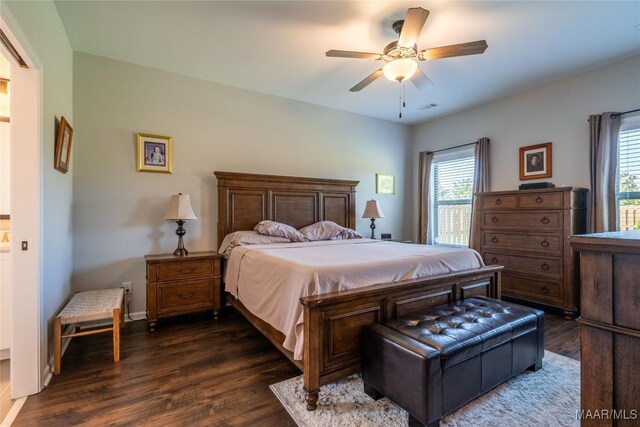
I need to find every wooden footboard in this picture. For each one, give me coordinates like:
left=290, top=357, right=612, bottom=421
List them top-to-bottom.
left=229, top=265, right=501, bottom=411
left=299, top=265, right=502, bottom=409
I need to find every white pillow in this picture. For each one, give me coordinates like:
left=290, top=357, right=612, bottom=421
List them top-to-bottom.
left=254, top=220, right=307, bottom=242
left=299, top=221, right=346, bottom=241
left=218, top=231, right=291, bottom=258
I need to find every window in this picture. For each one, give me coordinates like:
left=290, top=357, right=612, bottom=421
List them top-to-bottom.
left=618, top=113, right=640, bottom=230
left=430, top=149, right=475, bottom=246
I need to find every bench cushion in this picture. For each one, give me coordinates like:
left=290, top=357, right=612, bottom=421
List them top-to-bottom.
left=57, top=288, right=124, bottom=324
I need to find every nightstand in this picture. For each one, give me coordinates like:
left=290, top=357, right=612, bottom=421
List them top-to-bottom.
left=145, top=251, right=222, bottom=332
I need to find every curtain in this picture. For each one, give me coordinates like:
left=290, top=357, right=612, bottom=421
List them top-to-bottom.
left=588, top=113, right=621, bottom=232
left=469, top=137, right=490, bottom=249
left=418, top=151, right=434, bottom=244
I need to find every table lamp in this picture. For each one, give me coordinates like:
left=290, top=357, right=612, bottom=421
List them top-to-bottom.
left=165, top=193, right=197, bottom=256
left=362, top=199, right=385, bottom=239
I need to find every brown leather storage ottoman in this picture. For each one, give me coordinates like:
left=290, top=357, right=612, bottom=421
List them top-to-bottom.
left=362, top=297, right=544, bottom=427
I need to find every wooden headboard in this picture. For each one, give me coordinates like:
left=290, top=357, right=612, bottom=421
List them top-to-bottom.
left=214, top=171, right=359, bottom=248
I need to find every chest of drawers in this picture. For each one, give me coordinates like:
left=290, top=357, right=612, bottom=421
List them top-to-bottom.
left=476, top=187, right=587, bottom=318
left=145, top=251, right=222, bottom=331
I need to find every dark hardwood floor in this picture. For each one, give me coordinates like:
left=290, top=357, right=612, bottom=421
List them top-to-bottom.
left=14, top=308, right=579, bottom=426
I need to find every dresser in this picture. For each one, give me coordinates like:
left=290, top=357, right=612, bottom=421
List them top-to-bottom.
left=475, top=187, right=587, bottom=319
left=570, top=231, right=640, bottom=426
left=145, top=251, right=222, bottom=331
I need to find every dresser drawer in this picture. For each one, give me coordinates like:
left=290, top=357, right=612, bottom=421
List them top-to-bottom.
left=518, top=192, right=563, bottom=209
left=480, top=194, right=517, bottom=210
left=481, top=211, right=561, bottom=231
left=482, top=232, right=562, bottom=256
left=484, top=251, right=562, bottom=279
left=156, top=260, right=218, bottom=281
left=501, top=275, right=562, bottom=305
left=157, top=279, right=213, bottom=315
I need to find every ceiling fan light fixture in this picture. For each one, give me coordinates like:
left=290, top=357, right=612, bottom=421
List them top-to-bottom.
left=383, top=58, right=417, bottom=83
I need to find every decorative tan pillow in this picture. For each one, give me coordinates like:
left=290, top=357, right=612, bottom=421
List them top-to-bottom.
left=254, top=220, right=307, bottom=242
left=298, top=221, right=346, bottom=241
left=218, top=231, right=291, bottom=258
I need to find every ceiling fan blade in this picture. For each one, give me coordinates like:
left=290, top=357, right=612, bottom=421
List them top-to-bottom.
left=398, top=8, right=430, bottom=49
left=418, top=40, right=488, bottom=60
left=326, top=50, right=383, bottom=60
left=349, top=69, right=383, bottom=92
left=411, top=69, right=434, bottom=91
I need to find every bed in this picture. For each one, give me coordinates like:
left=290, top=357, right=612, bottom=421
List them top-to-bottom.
left=215, top=171, right=502, bottom=410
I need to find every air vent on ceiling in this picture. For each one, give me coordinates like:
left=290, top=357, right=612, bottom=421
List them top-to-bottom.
left=417, top=103, right=438, bottom=110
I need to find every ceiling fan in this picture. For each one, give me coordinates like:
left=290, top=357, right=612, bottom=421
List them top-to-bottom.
left=326, top=7, right=488, bottom=92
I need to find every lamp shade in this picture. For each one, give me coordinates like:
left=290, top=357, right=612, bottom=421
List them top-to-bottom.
left=383, top=59, right=418, bottom=83
left=164, top=193, right=197, bottom=220
left=362, top=200, right=385, bottom=219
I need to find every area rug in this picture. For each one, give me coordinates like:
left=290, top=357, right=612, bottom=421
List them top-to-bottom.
left=270, top=351, right=580, bottom=427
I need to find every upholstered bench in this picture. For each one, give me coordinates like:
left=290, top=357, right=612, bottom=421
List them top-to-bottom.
left=54, top=288, right=125, bottom=375
left=362, top=297, right=544, bottom=427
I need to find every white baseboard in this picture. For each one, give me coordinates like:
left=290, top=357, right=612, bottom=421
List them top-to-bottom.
left=0, top=397, right=26, bottom=427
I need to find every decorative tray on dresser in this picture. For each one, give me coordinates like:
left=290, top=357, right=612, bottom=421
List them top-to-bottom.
left=475, top=187, right=587, bottom=319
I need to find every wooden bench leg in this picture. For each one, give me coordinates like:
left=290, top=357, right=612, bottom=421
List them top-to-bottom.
left=113, top=308, right=121, bottom=363
left=54, top=317, right=62, bottom=375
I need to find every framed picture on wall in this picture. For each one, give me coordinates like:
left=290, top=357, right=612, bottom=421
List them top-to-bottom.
left=54, top=116, right=73, bottom=173
left=136, top=133, right=173, bottom=173
left=519, top=142, right=552, bottom=180
left=376, top=173, right=395, bottom=194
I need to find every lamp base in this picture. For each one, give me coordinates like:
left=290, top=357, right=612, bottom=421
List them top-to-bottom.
left=369, top=218, right=377, bottom=239
left=173, top=220, right=189, bottom=257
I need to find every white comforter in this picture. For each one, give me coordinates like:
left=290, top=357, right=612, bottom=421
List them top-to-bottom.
left=225, top=239, right=484, bottom=360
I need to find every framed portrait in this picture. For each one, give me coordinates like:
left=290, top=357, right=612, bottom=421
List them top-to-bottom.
left=54, top=116, right=73, bottom=173
left=136, top=133, right=173, bottom=173
left=519, top=142, right=552, bottom=180
left=376, top=173, right=395, bottom=194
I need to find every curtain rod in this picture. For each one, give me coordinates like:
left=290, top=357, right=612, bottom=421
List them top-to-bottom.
left=611, top=108, right=640, bottom=118
left=425, top=141, right=477, bottom=155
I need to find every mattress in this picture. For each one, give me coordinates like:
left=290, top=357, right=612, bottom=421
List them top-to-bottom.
left=225, top=239, right=484, bottom=360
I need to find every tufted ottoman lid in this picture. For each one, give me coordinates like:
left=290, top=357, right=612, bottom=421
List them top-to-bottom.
left=384, top=297, right=540, bottom=369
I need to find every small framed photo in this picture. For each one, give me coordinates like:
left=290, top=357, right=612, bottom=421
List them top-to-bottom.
left=54, top=116, right=73, bottom=173
left=136, top=133, right=173, bottom=173
left=519, top=142, right=552, bottom=180
left=376, top=173, right=395, bottom=194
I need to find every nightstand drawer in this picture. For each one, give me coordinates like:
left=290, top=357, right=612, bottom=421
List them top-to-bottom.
left=157, top=260, right=218, bottom=281
left=157, top=279, right=213, bottom=315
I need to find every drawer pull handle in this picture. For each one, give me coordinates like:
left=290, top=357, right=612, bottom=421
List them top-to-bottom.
left=535, top=196, right=543, bottom=204
left=495, top=198, right=502, bottom=205
left=491, top=217, right=499, bottom=223
left=540, top=217, right=550, bottom=224
left=491, top=237, right=499, bottom=243
left=540, top=240, right=550, bottom=248
left=491, top=257, right=499, bottom=264
left=541, top=263, right=550, bottom=271
left=179, top=268, right=196, bottom=275
left=541, top=286, right=549, bottom=295
left=180, top=291, right=196, bottom=299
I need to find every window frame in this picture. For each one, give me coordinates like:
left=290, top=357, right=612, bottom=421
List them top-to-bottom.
left=429, top=146, right=476, bottom=247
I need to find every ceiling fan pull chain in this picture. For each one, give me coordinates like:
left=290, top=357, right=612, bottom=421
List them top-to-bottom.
left=402, top=84, right=406, bottom=108
left=399, top=86, right=402, bottom=118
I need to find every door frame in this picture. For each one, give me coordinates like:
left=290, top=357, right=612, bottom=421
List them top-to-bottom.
left=0, top=12, right=44, bottom=398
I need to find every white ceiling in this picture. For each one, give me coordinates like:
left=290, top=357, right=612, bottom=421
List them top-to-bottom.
left=54, top=1, right=640, bottom=125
